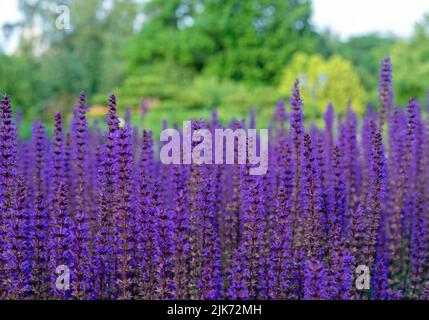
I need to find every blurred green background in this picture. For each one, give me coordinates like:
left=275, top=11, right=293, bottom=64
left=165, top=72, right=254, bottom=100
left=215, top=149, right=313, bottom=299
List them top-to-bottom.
left=1, top=0, right=429, bottom=136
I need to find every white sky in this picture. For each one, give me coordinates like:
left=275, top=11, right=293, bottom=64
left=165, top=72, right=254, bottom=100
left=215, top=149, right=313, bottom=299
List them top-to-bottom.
left=1, top=0, right=429, bottom=52
left=313, top=0, right=429, bottom=39
left=0, top=1, right=22, bottom=53
left=0, top=1, right=21, bottom=24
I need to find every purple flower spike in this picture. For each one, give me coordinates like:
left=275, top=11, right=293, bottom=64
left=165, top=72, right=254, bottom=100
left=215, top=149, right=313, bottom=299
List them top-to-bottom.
left=378, top=56, right=393, bottom=125
left=1, top=63, right=429, bottom=300
left=70, top=91, right=92, bottom=299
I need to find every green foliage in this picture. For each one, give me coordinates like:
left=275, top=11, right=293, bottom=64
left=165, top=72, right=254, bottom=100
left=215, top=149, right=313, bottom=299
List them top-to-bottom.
left=3, top=0, right=429, bottom=131
left=14, top=0, right=138, bottom=110
left=131, top=0, right=321, bottom=84
left=392, top=14, right=429, bottom=105
left=329, top=33, right=397, bottom=99
left=279, top=53, right=367, bottom=115
left=0, top=54, right=35, bottom=110
left=104, top=62, right=280, bottom=128
left=96, top=63, right=193, bottom=107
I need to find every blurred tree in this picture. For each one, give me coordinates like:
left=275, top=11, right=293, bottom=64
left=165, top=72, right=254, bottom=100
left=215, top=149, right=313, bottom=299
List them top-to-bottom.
left=1, top=0, right=414, bottom=128
left=12, top=0, right=138, bottom=115
left=131, top=0, right=321, bottom=84
left=392, top=14, right=429, bottom=105
left=328, top=33, right=396, bottom=98
left=279, top=52, right=367, bottom=115
left=0, top=53, right=36, bottom=110
left=100, top=62, right=194, bottom=108
left=107, top=62, right=280, bottom=116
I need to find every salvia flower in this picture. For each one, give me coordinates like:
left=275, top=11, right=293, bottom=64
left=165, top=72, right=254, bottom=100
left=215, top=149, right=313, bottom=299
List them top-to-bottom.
left=0, top=60, right=427, bottom=300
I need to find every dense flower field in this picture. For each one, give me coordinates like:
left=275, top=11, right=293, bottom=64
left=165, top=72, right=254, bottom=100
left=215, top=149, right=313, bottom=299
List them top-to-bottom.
left=1, top=58, right=429, bottom=300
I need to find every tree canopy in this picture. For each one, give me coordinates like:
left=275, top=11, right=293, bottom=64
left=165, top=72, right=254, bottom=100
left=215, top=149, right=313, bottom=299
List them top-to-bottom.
left=1, top=0, right=429, bottom=130
left=131, top=0, right=321, bottom=83
left=392, top=14, right=429, bottom=105
left=279, top=53, right=367, bottom=116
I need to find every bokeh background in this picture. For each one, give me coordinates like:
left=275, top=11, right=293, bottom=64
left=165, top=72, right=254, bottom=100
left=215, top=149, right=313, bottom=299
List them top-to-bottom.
left=1, top=0, right=429, bottom=136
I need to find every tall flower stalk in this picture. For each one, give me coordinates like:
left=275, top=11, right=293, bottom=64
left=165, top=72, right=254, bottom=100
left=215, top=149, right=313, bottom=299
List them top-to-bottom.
left=0, top=60, right=428, bottom=300
left=70, top=92, right=92, bottom=299
left=0, top=96, right=20, bottom=298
